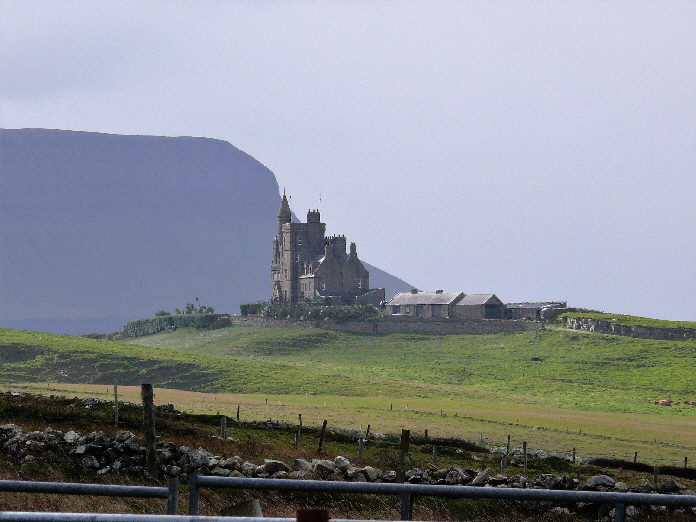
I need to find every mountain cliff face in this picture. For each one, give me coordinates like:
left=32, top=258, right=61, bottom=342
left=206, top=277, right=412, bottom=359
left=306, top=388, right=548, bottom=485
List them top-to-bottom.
left=0, top=129, right=412, bottom=334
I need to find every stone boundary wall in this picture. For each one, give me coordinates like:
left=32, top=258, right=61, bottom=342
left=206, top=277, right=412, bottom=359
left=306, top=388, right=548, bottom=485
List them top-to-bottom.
left=228, top=315, right=542, bottom=335
left=565, top=317, right=696, bottom=341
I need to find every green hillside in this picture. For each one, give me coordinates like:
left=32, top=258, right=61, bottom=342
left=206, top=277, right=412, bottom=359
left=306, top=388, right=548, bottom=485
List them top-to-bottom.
left=2, top=325, right=695, bottom=416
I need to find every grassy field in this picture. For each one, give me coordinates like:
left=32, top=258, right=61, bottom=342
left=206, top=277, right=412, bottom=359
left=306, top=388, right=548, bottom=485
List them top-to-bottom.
left=2, top=324, right=696, bottom=467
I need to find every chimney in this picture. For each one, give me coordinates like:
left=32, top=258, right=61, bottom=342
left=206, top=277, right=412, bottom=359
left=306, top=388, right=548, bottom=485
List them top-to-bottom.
left=410, top=288, right=418, bottom=294
left=436, top=289, right=444, bottom=294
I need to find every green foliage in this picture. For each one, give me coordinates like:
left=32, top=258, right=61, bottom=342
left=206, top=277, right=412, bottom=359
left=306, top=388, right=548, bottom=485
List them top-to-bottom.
left=174, top=297, right=214, bottom=315
left=240, top=302, right=266, bottom=316
left=261, top=302, right=381, bottom=322
left=154, top=310, right=171, bottom=317
left=560, top=312, right=696, bottom=330
left=123, top=313, right=220, bottom=337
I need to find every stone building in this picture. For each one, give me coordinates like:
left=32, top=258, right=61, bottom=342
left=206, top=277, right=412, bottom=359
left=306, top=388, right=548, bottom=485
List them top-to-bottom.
left=271, top=194, right=384, bottom=305
left=385, top=289, right=507, bottom=320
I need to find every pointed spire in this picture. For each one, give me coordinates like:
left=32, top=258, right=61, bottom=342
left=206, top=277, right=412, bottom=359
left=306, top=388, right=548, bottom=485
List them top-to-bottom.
left=278, top=192, right=292, bottom=222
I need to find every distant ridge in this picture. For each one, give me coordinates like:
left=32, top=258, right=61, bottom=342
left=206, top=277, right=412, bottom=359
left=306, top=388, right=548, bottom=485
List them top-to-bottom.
left=0, top=129, right=413, bottom=334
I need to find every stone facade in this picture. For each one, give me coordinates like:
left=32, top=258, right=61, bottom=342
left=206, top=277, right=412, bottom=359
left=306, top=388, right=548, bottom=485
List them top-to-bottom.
left=271, top=194, right=384, bottom=305
left=386, top=290, right=507, bottom=320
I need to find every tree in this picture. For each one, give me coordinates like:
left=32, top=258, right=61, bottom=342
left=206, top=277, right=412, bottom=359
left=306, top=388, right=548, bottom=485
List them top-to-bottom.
left=174, top=297, right=214, bottom=315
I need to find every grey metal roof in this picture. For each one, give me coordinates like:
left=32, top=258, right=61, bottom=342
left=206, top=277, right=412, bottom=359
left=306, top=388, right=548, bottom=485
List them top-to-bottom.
left=387, top=291, right=464, bottom=306
left=456, top=294, right=499, bottom=306
left=506, top=302, right=565, bottom=309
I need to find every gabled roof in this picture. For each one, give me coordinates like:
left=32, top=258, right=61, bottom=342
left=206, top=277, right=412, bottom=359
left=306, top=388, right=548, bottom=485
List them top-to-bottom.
left=388, top=291, right=464, bottom=306
left=456, top=294, right=500, bottom=306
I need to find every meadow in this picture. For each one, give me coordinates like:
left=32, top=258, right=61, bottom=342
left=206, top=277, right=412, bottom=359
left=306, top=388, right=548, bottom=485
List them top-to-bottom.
left=2, top=324, right=696, bottom=467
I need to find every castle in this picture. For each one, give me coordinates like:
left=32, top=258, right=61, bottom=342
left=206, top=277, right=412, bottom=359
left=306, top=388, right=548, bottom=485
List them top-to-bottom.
left=271, top=194, right=385, bottom=306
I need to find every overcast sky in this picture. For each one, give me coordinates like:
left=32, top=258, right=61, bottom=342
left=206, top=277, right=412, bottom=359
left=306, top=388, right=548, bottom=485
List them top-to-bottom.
left=2, top=1, right=694, bottom=321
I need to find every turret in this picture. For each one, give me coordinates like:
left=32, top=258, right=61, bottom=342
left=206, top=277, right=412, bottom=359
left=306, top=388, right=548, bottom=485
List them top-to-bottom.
left=277, top=193, right=292, bottom=236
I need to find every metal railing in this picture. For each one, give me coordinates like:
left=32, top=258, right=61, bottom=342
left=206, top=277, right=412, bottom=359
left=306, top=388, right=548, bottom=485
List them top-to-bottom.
left=187, top=475, right=696, bottom=522
left=0, top=478, right=179, bottom=515
left=0, top=515, right=289, bottom=522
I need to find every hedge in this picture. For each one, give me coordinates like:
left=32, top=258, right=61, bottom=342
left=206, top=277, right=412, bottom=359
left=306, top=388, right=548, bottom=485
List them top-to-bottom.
left=123, top=314, right=222, bottom=338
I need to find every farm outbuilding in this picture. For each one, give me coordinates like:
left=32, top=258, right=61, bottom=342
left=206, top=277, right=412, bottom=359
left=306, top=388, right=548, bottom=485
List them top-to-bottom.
left=385, top=290, right=464, bottom=318
left=452, top=294, right=506, bottom=320
left=506, top=302, right=567, bottom=320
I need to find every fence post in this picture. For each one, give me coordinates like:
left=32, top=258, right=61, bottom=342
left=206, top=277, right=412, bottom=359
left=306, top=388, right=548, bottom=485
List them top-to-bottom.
left=114, top=382, right=119, bottom=428
left=141, top=383, right=157, bottom=477
left=237, top=405, right=240, bottom=421
left=221, top=416, right=227, bottom=439
left=318, top=420, right=328, bottom=452
left=397, top=429, right=410, bottom=483
left=358, top=436, right=364, bottom=458
left=523, top=441, right=528, bottom=476
left=432, top=446, right=437, bottom=467
left=572, top=447, right=576, bottom=465
left=188, top=473, right=200, bottom=515
left=167, top=477, right=179, bottom=515
left=400, top=492, right=413, bottom=521
left=297, top=509, right=330, bottom=522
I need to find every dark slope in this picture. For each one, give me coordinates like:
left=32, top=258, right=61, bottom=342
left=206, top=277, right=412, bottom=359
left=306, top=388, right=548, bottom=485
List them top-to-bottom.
left=0, top=129, right=412, bottom=334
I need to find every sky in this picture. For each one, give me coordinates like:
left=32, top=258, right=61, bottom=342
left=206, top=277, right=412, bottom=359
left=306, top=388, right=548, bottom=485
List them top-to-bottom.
left=1, top=1, right=694, bottom=321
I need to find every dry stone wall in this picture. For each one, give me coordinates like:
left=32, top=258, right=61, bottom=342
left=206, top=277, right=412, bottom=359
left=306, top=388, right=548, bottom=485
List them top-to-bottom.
left=228, top=315, right=542, bottom=335
left=565, top=317, right=696, bottom=341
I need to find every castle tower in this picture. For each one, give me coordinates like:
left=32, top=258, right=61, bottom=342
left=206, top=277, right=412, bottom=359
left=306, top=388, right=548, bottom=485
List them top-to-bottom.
left=271, top=194, right=379, bottom=304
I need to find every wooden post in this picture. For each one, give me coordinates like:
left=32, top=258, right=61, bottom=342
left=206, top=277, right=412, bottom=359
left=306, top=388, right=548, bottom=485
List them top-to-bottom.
left=114, top=382, right=119, bottom=428
left=141, top=383, right=157, bottom=477
left=237, top=405, right=240, bottom=421
left=299, top=413, right=303, bottom=427
left=221, top=416, right=227, bottom=439
left=318, top=420, right=328, bottom=452
left=365, top=424, right=371, bottom=440
left=295, top=427, right=301, bottom=449
left=397, top=429, right=410, bottom=483
left=424, top=429, right=428, bottom=442
left=506, top=435, right=510, bottom=455
left=358, top=436, right=364, bottom=458
left=523, top=441, right=528, bottom=476
left=432, top=446, right=437, bottom=467
left=572, top=447, right=576, bottom=464
left=634, top=452, right=638, bottom=464
left=501, top=453, right=506, bottom=475
left=685, top=456, right=688, bottom=469
left=296, top=509, right=329, bottom=522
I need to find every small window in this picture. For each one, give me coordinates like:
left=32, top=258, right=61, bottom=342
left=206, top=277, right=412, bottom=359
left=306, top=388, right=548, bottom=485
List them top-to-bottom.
left=297, top=237, right=302, bottom=246
left=296, top=254, right=300, bottom=263
left=357, top=279, right=362, bottom=289
left=321, top=282, right=326, bottom=291
left=392, top=305, right=400, bottom=314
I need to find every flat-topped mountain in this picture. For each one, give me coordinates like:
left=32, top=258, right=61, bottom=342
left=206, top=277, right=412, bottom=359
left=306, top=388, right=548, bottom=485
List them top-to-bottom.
left=0, top=129, right=411, bottom=334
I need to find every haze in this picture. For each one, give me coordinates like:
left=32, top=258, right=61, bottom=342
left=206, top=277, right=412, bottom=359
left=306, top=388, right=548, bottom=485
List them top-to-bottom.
left=1, top=1, right=694, bottom=321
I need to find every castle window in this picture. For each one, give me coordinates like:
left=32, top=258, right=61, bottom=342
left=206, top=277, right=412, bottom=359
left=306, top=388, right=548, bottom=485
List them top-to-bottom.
left=297, top=237, right=302, bottom=246
left=296, top=254, right=300, bottom=263
left=284, top=269, right=288, bottom=279
left=357, top=279, right=362, bottom=289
